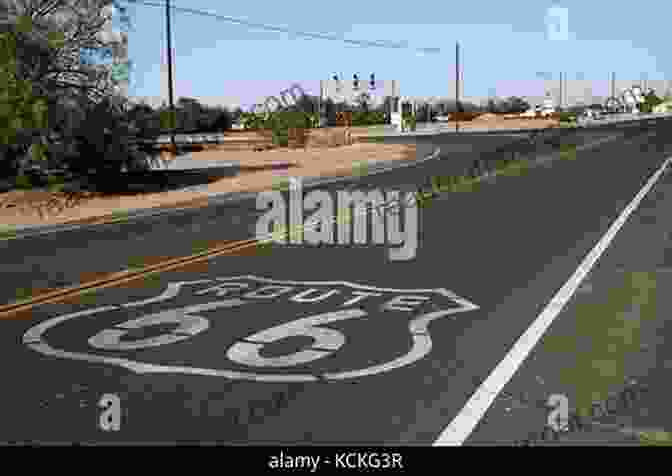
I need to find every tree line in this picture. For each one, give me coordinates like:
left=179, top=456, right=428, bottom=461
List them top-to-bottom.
left=0, top=0, right=588, bottom=193
left=0, top=1, right=247, bottom=191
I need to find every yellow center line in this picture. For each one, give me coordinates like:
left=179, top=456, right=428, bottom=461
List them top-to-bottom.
left=0, top=195, right=410, bottom=317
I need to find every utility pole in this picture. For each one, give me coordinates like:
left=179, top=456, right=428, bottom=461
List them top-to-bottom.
left=166, top=0, right=176, bottom=151
left=455, top=42, right=460, bottom=132
left=559, top=72, right=563, bottom=110
left=611, top=72, right=615, bottom=99
left=317, top=80, right=322, bottom=127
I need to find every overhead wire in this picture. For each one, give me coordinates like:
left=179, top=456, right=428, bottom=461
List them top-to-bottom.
left=116, top=0, right=441, bottom=55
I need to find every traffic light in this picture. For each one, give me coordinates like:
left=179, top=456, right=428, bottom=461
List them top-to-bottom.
left=369, top=73, right=375, bottom=90
left=333, top=74, right=341, bottom=93
left=353, top=74, right=359, bottom=90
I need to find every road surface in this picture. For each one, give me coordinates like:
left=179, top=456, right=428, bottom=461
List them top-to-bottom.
left=1, top=121, right=671, bottom=445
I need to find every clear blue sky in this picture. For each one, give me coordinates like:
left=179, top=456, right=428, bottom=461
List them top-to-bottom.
left=120, top=0, right=670, bottom=109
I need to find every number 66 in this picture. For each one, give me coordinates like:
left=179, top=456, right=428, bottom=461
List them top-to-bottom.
left=88, top=301, right=367, bottom=369
left=227, top=308, right=366, bottom=367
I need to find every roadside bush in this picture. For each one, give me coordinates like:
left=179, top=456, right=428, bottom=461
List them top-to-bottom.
left=49, top=97, right=158, bottom=186
left=207, top=109, right=233, bottom=132
left=351, top=110, right=386, bottom=126
left=240, top=111, right=266, bottom=130
left=261, top=111, right=314, bottom=147
left=402, top=112, right=417, bottom=131
left=558, top=112, right=577, bottom=123
left=306, top=113, right=320, bottom=128
left=0, top=143, right=26, bottom=178
left=14, top=174, right=32, bottom=189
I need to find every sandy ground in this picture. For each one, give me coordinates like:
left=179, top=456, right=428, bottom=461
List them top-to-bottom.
left=458, top=117, right=560, bottom=130
left=0, top=141, right=417, bottom=229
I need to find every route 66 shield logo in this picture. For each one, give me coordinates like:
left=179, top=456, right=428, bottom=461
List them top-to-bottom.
left=23, top=276, right=479, bottom=382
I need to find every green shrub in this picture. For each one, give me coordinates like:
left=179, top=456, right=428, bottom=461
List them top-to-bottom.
left=240, top=109, right=315, bottom=143
left=351, top=110, right=386, bottom=126
left=240, top=111, right=265, bottom=130
left=267, top=111, right=314, bottom=146
left=402, top=112, right=417, bottom=131
left=558, top=112, right=576, bottom=123
left=306, top=113, right=320, bottom=128
left=272, top=130, right=289, bottom=147
left=14, top=174, right=32, bottom=189
left=46, top=174, right=63, bottom=186
left=0, top=225, right=17, bottom=240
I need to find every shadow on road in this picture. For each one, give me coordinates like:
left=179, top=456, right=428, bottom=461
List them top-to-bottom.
left=81, top=162, right=298, bottom=195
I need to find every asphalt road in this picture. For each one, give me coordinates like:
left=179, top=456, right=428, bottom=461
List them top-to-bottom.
left=1, top=121, right=671, bottom=444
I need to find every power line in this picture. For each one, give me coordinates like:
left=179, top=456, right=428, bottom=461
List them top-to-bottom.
left=117, top=0, right=441, bottom=54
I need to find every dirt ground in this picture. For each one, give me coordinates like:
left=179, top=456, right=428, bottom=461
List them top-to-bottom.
left=457, top=115, right=560, bottom=130
left=0, top=120, right=560, bottom=230
left=0, top=140, right=417, bottom=229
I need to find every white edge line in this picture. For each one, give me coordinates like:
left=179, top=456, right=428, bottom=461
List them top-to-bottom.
left=433, top=155, right=672, bottom=446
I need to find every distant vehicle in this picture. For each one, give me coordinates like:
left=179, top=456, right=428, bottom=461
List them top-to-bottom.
left=435, top=115, right=450, bottom=122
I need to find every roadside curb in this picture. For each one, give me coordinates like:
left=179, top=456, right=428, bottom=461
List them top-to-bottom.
left=1, top=145, right=442, bottom=241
